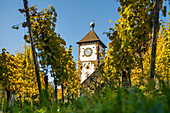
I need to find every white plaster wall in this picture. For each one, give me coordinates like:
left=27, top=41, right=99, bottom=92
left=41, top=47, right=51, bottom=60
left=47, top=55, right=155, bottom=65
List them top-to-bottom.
left=80, top=44, right=97, bottom=61
left=99, top=45, right=104, bottom=61
left=81, top=61, right=95, bottom=83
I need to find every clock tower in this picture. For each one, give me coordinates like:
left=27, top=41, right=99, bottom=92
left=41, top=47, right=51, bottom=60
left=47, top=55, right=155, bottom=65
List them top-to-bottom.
left=76, top=21, right=107, bottom=83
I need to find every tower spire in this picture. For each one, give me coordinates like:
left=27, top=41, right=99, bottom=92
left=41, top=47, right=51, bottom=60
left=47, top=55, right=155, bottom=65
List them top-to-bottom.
left=90, top=20, right=95, bottom=31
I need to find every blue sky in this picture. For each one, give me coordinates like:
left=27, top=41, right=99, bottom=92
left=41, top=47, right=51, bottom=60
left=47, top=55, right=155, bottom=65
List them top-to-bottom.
left=0, top=0, right=169, bottom=64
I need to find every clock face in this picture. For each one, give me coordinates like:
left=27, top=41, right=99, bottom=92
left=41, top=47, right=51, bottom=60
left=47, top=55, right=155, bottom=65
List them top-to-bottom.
left=84, top=48, right=93, bottom=57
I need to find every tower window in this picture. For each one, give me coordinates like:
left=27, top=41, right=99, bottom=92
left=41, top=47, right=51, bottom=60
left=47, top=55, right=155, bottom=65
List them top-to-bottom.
left=86, top=65, right=90, bottom=69
left=85, top=72, right=89, bottom=78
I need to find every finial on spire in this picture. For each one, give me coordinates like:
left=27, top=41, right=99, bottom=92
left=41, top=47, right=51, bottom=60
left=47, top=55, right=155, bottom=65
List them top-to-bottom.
left=90, top=20, right=95, bottom=31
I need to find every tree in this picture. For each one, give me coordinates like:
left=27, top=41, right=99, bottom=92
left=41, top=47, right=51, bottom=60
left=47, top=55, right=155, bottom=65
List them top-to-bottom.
left=22, top=0, right=42, bottom=103
left=103, top=0, right=155, bottom=87
left=103, top=0, right=168, bottom=87
left=150, top=0, right=168, bottom=79
left=13, top=4, right=66, bottom=104
left=132, top=20, right=170, bottom=86
left=0, top=46, right=50, bottom=109
left=60, top=46, right=81, bottom=102
left=0, top=49, right=16, bottom=108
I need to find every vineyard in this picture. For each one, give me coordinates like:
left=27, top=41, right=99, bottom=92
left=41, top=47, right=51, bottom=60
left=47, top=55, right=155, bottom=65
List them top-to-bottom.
left=0, top=0, right=170, bottom=113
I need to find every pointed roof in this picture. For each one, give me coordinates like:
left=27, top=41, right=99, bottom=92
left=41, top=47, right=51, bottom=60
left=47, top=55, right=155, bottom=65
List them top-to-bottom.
left=76, top=30, right=107, bottom=48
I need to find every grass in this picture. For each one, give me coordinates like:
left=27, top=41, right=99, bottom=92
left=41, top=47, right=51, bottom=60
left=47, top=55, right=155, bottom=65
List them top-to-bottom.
left=1, top=80, right=170, bottom=113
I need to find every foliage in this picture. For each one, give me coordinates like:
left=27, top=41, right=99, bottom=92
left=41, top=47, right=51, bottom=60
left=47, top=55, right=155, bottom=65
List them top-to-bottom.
left=102, top=0, right=169, bottom=87
left=106, top=0, right=154, bottom=71
left=1, top=1, right=169, bottom=113
left=12, top=4, right=80, bottom=103
left=131, top=23, right=170, bottom=85
left=0, top=46, right=54, bottom=111
left=56, top=46, right=81, bottom=101
left=0, top=48, right=15, bottom=92
left=2, top=82, right=170, bottom=113
left=60, top=84, right=170, bottom=113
